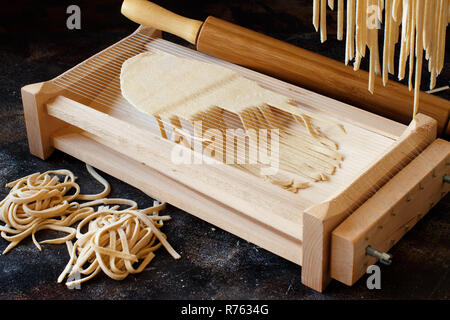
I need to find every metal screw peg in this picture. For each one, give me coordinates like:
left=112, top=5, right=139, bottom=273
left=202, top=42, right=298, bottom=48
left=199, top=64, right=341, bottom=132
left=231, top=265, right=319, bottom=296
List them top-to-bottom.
left=444, top=175, right=450, bottom=184
left=366, top=246, right=393, bottom=265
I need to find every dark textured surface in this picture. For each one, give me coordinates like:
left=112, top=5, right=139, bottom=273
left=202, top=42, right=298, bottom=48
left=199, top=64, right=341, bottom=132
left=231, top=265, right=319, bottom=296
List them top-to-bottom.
left=0, top=0, right=449, bottom=300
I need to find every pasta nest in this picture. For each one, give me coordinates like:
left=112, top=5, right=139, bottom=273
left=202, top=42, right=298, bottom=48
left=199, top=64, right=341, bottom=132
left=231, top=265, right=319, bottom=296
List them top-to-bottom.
left=0, top=165, right=180, bottom=287
left=0, top=168, right=108, bottom=254
left=58, top=204, right=180, bottom=287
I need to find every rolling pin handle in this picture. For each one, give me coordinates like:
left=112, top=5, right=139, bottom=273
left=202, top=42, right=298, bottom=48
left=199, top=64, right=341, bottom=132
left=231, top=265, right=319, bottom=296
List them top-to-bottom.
left=121, top=0, right=203, bottom=45
left=366, top=246, right=393, bottom=266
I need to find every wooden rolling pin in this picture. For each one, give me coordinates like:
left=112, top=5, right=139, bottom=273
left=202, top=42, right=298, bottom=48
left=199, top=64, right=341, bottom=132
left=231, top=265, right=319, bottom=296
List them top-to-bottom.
left=121, top=0, right=450, bottom=136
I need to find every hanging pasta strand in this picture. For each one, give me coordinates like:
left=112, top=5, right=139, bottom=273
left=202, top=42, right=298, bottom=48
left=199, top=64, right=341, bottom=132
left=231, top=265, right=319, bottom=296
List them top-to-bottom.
left=311, top=0, right=449, bottom=121
left=313, top=0, right=320, bottom=31
left=320, top=0, right=327, bottom=42
left=328, top=0, right=335, bottom=10
left=337, top=0, right=344, bottom=40
left=345, top=0, right=355, bottom=64
left=353, top=0, right=364, bottom=70
left=361, top=0, right=368, bottom=57
left=368, top=0, right=377, bottom=93
left=377, top=0, right=384, bottom=21
left=382, top=0, right=392, bottom=85
left=390, top=0, right=403, bottom=74
left=392, top=0, right=402, bottom=21
left=398, top=0, right=410, bottom=81
left=408, top=0, right=416, bottom=91
left=413, top=0, right=425, bottom=119
left=423, top=0, right=433, bottom=58
left=430, top=0, right=442, bottom=89
left=438, top=0, right=448, bottom=75
left=427, top=1, right=436, bottom=72
left=373, top=26, right=381, bottom=75
left=368, top=32, right=376, bottom=93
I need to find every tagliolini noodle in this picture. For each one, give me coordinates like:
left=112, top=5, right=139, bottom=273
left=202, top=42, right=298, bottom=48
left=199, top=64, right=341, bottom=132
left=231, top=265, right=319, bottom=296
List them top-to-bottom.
left=313, top=0, right=449, bottom=119
left=0, top=165, right=180, bottom=286
left=0, top=165, right=110, bottom=254
left=58, top=202, right=181, bottom=287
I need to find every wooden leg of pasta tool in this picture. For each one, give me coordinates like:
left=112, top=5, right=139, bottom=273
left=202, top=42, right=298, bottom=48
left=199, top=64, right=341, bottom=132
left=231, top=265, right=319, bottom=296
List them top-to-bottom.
left=21, top=82, right=67, bottom=159
left=301, top=114, right=437, bottom=292
left=331, top=139, right=450, bottom=286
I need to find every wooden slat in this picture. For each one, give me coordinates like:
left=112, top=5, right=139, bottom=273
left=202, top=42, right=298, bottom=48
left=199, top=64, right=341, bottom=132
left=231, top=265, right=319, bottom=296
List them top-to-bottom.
left=46, top=95, right=309, bottom=242
left=301, top=113, right=437, bottom=292
left=52, top=128, right=304, bottom=265
left=331, top=139, right=450, bottom=285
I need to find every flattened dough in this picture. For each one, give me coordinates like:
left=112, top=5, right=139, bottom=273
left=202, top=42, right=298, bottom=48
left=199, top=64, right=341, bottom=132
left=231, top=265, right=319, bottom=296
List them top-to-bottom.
left=120, top=51, right=300, bottom=120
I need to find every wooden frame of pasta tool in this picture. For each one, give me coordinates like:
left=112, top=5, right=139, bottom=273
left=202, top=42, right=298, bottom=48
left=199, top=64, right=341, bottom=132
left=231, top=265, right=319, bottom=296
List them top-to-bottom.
left=20, top=25, right=449, bottom=292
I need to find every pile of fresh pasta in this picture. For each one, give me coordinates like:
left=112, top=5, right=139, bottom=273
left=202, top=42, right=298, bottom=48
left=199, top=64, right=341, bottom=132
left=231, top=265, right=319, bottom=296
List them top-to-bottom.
left=313, top=0, right=449, bottom=118
left=0, top=164, right=180, bottom=288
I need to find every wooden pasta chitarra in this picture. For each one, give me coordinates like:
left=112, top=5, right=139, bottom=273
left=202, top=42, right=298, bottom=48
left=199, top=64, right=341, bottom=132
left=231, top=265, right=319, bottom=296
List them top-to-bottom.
left=20, top=4, right=449, bottom=292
